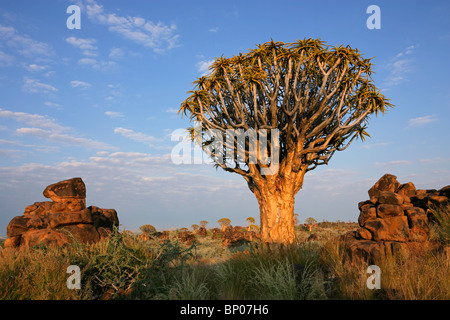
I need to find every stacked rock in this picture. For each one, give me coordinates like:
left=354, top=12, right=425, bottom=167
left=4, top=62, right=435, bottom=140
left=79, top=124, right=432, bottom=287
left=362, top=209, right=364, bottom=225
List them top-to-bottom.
left=346, top=174, right=449, bottom=263
left=4, top=177, right=119, bottom=250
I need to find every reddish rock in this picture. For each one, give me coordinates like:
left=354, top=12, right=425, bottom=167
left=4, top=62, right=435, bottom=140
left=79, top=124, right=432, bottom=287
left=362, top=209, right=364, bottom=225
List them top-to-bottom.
left=368, top=174, right=400, bottom=199
left=43, top=177, right=86, bottom=202
left=4, top=178, right=119, bottom=250
left=396, top=182, right=416, bottom=197
left=438, top=185, right=450, bottom=198
left=378, top=191, right=404, bottom=205
left=23, top=202, right=53, bottom=218
left=358, top=204, right=377, bottom=227
left=376, top=204, right=404, bottom=218
left=89, top=206, right=119, bottom=229
left=404, top=207, right=429, bottom=242
left=48, top=209, right=93, bottom=228
left=7, top=215, right=47, bottom=237
left=364, top=216, right=410, bottom=242
left=58, top=224, right=100, bottom=244
left=197, top=226, right=207, bottom=236
left=355, top=228, right=372, bottom=240
left=21, top=229, right=69, bottom=249
left=177, top=231, right=196, bottom=245
left=307, top=233, right=318, bottom=242
left=4, top=236, right=21, bottom=248
left=346, top=240, right=382, bottom=264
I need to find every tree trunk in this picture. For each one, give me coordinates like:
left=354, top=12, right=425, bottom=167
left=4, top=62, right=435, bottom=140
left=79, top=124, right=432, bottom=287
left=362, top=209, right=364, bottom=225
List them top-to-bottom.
left=255, top=185, right=296, bottom=249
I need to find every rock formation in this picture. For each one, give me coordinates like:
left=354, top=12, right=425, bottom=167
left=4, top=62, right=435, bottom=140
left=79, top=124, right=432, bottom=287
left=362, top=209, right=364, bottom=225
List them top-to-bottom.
left=344, top=174, right=449, bottom=264
left=4, top=177, right=119, bottom=250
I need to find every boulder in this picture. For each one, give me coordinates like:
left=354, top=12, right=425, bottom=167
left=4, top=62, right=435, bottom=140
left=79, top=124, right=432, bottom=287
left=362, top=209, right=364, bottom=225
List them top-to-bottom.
left=368, top=174, right=400, bottom=199
left=345, top=175, right=448, bottom=263
left=3, top=177, right=118, bottom=250
left=43, top=177, right=86, bottom=202
left=396, top=182, right=416, bottom=197
left=378, top=191, right=404, bottom=205
left=358, top=204, right=377, bottom=227
left=376, top=204, right=404, bottom=218
left=404, top=207, right=429, bottom=242
left=48, top=209, right=93, bottom=228
left=7, top=215, right=47, bottom=237
left=363, top=216, right=410, bottom=242
left=58, top=224, right=100, bottom=244
left=196, top=226, right=207, bottom=236
left=355, top=228, right=372, bottom=240
left=21, top=229, right=69, bottom=249
left=177, top=231, right=196, bottom=245
left=346, top=239, right=382, bottom=265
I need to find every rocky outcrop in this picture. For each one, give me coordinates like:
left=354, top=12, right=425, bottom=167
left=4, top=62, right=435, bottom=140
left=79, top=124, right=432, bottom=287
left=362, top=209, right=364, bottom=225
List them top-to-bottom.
left=345, top=174, right=449, bottom=264
left=3, top=178, right=118, bottom=250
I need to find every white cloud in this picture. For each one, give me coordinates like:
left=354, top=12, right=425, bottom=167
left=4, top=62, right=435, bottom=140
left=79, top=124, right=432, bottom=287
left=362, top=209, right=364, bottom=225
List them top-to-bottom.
left=84, top=0, right=180, bottom=53
left=0, top=24, right=53, bottom=58
left=209, top=27, right=219, bottom=32
left=65, top=36, right=98, bottom=56
left=382, top=44, right=417, bottom=89
left=109, top=47, right=125, bottom=59
left=78, top=57, right=97, bottom=66
left=197, top=59, right=214, bottom=76
left=24, top=64, right=47, bottom=72
left=22, top=77, right=58, bottom=94
left=70, top=80, right=92, bottom=89
left=44, top=101, right=62, bottom=108
left=166, top=107, right=178, bottom=114
left=0, top=108, right=115, bottom=150
left=0, top=108, right=65, bottom=131
left=105, top=111, right=124, bottom=119
left=407, top=115, right=438, bottom=127
left=15, top=127, right=114, bottom=150
left=114, top=127, right=160, bottom=146
left=362, top=142, right=391, bottom=149
left=420, top=157, right=450, bottom=164
left=374, top=160, right=413, bottom=167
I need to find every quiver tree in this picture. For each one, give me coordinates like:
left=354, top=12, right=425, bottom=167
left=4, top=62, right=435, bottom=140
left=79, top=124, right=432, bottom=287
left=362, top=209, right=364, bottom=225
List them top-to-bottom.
left=179, top=38, right=392, bottom=248
left=246, top=216, right=256, bottom=231
left=305, top=217, right=317, bottom=232
left=218, top=218, right=231, bottom=231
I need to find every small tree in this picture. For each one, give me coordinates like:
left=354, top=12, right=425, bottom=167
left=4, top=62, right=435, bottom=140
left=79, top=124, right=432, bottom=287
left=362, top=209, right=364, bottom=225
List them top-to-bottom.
left=180, top=38, right=392, bottom=247
left=246, top=217, right=256, bottom=231
left=304, top=217, right=317, bottom=232
left=218, top=218, right=231, bottom=231
left=199, top=220, right=209, bottom=228
left=139, top=224, right=156, bottom=235
left=191, top=224, right=199, bottom=231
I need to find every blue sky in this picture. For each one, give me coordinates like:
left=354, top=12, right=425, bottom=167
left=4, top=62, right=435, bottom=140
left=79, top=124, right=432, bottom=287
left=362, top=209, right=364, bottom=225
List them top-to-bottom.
left=1, top=0, right=449, bottom=235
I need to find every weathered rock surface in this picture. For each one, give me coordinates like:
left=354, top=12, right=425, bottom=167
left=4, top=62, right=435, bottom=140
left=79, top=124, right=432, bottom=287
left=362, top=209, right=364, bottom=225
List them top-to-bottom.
left=344, top=173, right=449, bottom=263
left=4, top=178, right=118, bottom=250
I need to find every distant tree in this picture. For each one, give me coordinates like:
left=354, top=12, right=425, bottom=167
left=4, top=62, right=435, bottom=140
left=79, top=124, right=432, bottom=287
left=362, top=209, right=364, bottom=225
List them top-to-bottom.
left=180, top=38, right=392, bottom=248
left=246, top=217, right=255, bottom=231
left=304, top=217, right=317, bottom=232
left=218, top=218, right=231, bottom=231
left=200, top=220, right=209, bottom=228
left=139, top=224, right=156, bottom=235
left=191, top=224, right=200, bottom=232
left=250, top=224, right=260, bottom=233
left=179, top=227, right=188, bottom=233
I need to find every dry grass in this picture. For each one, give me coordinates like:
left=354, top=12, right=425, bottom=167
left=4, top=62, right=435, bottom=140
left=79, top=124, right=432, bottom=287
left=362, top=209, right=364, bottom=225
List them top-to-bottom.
left=0, top=218, right=448, bottom=300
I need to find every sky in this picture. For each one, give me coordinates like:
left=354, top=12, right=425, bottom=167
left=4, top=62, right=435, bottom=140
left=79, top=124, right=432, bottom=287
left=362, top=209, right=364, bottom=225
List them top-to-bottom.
left=0, top=0, right=449, bottom=236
